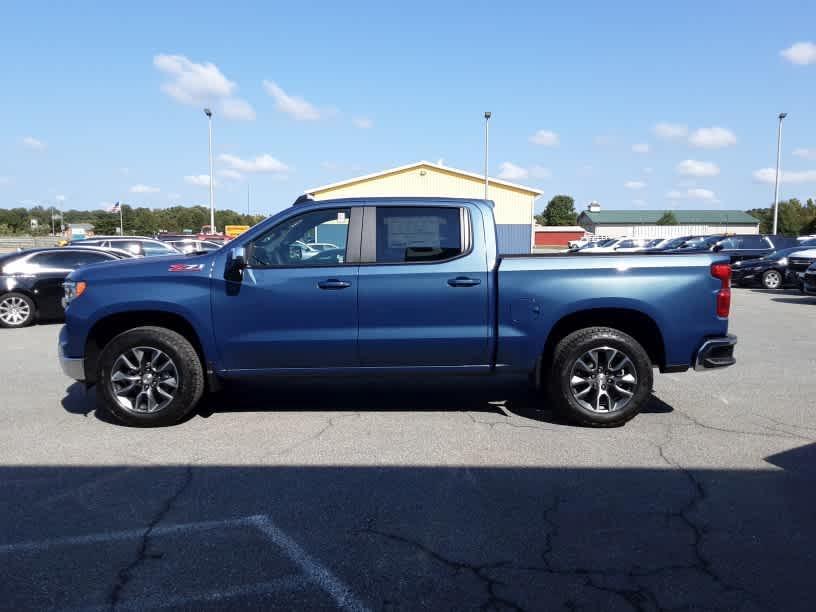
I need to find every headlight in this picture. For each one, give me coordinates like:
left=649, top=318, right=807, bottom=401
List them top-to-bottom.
left=777, top=257, right=788, bottom=266
left=62, top=280, right=87, bottom=307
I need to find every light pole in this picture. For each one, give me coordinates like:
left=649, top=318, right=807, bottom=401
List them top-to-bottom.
left=204, top=108, right=215, bottom=234
left=484, top=112, right=491, bottom=201
left=772, top=112, right=787, bottom=235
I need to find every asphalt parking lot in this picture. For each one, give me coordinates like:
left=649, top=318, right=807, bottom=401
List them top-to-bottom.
left=1, top=288, right=815, bottom=611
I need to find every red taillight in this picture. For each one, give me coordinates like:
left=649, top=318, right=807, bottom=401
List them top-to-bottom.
left=711, top=263, right=731, bottom=318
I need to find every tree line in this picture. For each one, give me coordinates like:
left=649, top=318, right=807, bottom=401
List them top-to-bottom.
left=534, top=194, right=816, bottom=236
left=0, top=204, right=266, bottom=236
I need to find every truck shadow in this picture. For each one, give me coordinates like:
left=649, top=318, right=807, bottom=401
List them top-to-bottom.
left=60, top=377, right=674, bottom=427
left=2, top=445, right=814, bottom=610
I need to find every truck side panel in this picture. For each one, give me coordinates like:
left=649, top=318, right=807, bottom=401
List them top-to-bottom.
left=497, top=254, right=729, bottom=371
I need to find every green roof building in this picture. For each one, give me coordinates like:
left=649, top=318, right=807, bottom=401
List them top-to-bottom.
left=577, top=204, right=760, bottom=238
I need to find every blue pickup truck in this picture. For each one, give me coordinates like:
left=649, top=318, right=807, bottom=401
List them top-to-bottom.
left=59, top=197, right=736, bottom=427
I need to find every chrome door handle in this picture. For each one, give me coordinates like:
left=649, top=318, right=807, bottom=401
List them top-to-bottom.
left=447, top=277, right=481, bottom=287
left=318, top=279, right=352, bottom=290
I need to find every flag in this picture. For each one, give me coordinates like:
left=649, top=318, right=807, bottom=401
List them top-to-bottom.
left=107, top=201, right=121, bottom=214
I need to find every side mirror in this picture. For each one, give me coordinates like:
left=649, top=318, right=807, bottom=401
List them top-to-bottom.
left=712, top=244, right=723, bottom=252
left=227, top=246, right=246, bottom=277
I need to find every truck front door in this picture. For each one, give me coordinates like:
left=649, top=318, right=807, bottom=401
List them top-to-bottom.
left=357, top=205, right=491, bottom=367
left=211, top=206, right=361, bottom=371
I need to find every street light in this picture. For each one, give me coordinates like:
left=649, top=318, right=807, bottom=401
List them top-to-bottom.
left=204, top=108, right=215, bottom=234
left=484, top=112, right=491, bottom=201
left=772, top=112, right=787, bottom=235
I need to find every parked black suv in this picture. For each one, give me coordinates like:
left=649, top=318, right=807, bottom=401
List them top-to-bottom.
left=671, top=234, right=798, bottom=263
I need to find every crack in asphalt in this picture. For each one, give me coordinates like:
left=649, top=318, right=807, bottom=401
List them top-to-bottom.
left=671, top=405, right=813, bottom=443
left=267, top=412, right=361, bottom=458
left=651, top=427, right=767, bottom=611
left=107, top=465, right=193, bottom=610
left=360, top=528, right=525, bottom=611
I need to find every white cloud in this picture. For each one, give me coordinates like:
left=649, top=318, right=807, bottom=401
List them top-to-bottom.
left=781, top=42, right=816, bottom=65
left=153, top=54, right=254, bottom=121
left=154, top=54, right=234, bottom=103
left=263, top=80, right=326, bottom=120
left=221, top=97, right=256, bottom=121
left=352, top=117, right=373, bottom=129
left=653, top=123, right=688, bottom=140
left=688, top=127, right=736, bottom=149
left=529, top=130, right=560, bottom=146
left=22, top=136, right=46, bottom=150
left=632, top=143, right=650, bottom=154
left=793, top=148, right=816, bottom=160
left=219, top=153, right=290, bottom=174
left=677, top=159, right=720, bottom=177
left=498, top=161, right=529, bottom=180
left=530, top=165, right=552, bottom=180
left=753, top=167, right=816, bottom=184
left=218, top=169, right=243, bottom=181
left=184, top=175, right=212, bottom=187
left=624, top=180, right=646, bottom=190
left=130, top=184, right=160, bottom=193
left=667, top=187, right=718, bottom=202
left=56, top=194, right=66, bottom=202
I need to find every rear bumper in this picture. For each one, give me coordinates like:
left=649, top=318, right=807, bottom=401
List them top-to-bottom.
left=694, top=334, right=737, bottom=371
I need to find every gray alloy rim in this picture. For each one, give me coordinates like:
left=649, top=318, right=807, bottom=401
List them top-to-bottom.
left=764, top=270, right=781, bottom=289
left=0, top=296, right=31, bottom=326
left=109, top=346, right=179, bottom=414
left=569, top=346, right=638, bottom=413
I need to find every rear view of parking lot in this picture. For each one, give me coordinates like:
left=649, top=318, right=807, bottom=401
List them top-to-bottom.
left=1, top=288, right=815, bottom=611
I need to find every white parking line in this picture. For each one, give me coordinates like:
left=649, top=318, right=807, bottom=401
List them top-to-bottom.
left=1, top=514, right=370, bottom=612
left=0, top=515, right=259, bottom=555
left=251, top=515, right=371, bottom=612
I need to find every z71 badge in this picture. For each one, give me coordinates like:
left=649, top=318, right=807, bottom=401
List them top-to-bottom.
left=168, top=263, right=204, bottom=272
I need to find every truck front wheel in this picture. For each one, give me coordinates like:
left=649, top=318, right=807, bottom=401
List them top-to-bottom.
left=96, top=326, right=205, bottom=427
left=548, top=327, right=653, bottom=427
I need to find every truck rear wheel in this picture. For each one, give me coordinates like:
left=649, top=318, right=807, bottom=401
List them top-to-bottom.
left=96, top=326, right=204, bottom=427
left=548, top=327, right=652, bottom=427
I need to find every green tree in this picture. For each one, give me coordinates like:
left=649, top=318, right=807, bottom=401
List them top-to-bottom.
left=541, top=195, right=577, bottom=226
left=656, top=211, right=678, bottom=225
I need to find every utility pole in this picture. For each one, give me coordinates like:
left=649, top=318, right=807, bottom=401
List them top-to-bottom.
left=204, top=108, right=215, bottom=234
left=484, top=111, right=491, bottom=201
left=772, top=112, right=787, bottom=235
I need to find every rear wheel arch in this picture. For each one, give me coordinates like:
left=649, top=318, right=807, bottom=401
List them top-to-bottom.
left=536, top=307, right=666, bottom=383
left=84, top=310, right=207, bottom=385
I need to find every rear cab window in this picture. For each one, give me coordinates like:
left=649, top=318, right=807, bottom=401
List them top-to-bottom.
left=374, top=207, right=468, bottom=263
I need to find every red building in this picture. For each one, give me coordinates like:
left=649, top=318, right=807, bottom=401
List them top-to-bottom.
left=534, top=225, right=586, bottom=247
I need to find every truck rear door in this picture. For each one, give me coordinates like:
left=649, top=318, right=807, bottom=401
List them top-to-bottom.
left=357, top=205, right=491, bottom=367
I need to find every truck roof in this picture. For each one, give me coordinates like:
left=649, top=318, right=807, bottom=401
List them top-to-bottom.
left=292, top=195, right=495, bottom=208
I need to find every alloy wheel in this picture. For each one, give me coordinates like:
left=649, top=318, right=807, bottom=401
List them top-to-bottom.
left=0, top=296, right=31, bottom=326
left=109, top=346, right=179, bottom=414
left=569, top=346, right=638, bottom=413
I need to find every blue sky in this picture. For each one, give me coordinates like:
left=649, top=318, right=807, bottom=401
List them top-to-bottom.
left=1, top=0, right=815, bottom=216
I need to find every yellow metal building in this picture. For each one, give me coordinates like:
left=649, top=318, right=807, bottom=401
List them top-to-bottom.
left=305, top=161, right=542, bottom=253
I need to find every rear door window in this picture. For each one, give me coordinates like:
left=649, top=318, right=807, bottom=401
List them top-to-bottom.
left=375, top=207, right=464, bottom=263
left=740, top=236, right=767, bottom=249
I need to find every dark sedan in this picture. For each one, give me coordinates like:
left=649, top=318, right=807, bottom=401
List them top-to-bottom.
left=669, top=234, right=798, bottom=263
left=731, top=246, right=816, bottom=289
left=0, top=247, right=131, bottom=328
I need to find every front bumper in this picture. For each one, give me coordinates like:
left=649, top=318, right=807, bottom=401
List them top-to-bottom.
left=58, top=329, right=85, bottom=381
left=694, top=334, right=737, bottom=371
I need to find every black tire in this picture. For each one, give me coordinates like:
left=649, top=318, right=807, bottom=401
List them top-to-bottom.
left=761, top=269, right=783, bottom=290
left=0, top=292, right=36, bottom=328
left=96, top=326, right=204, bottom=427
left=548, top=327, right=653, bottom=427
